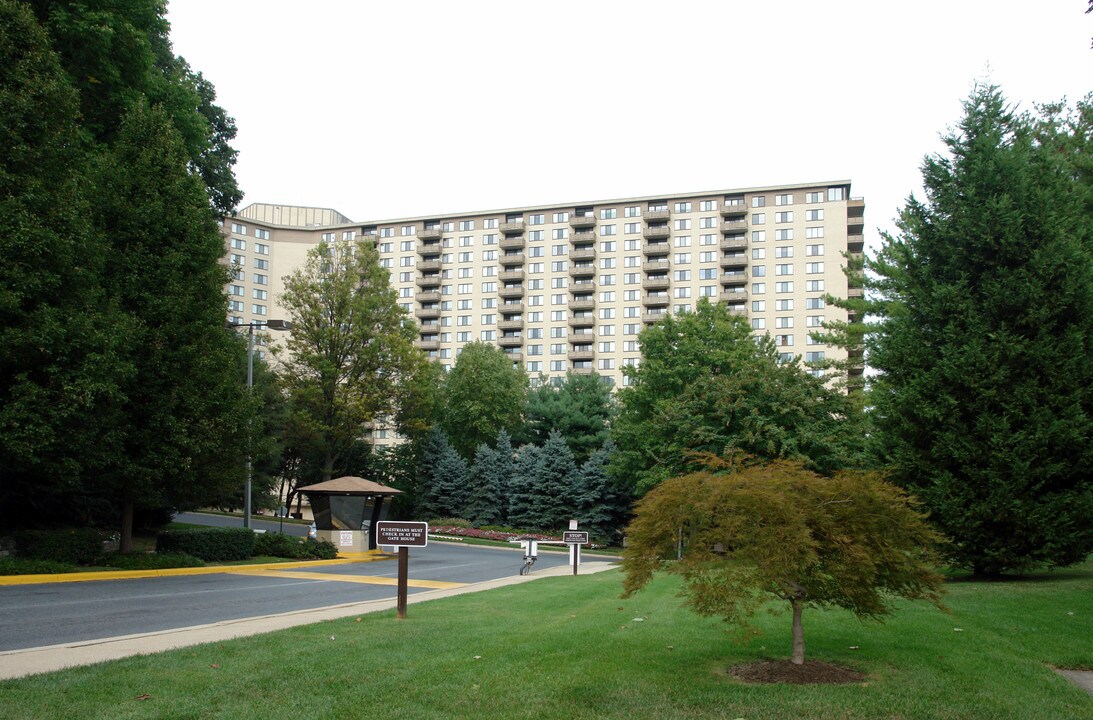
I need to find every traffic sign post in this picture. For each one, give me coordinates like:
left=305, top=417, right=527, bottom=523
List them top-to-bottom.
left=375, top=521, right=429, bottom=618
left=562, top=530, right=589, bottom=576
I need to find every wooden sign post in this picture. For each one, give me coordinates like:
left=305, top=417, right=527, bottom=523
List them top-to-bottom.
left=375, top=521, right=429, bottom=619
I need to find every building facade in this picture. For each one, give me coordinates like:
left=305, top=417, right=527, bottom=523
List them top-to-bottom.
left=223, top=181, right=865, bottom=397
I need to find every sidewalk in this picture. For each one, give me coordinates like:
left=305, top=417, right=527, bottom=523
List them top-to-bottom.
left=0, top=561, right=618, bottom=681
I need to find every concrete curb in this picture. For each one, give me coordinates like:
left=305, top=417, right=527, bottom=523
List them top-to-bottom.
left=0, top=562, right=619, bottom=681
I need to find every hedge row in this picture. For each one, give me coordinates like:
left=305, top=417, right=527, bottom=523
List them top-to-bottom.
left=156, top=527, right=254, bottom=561
left=14, top=528, right=105, bottom=564
left=253, top=533, right=338, bottom=560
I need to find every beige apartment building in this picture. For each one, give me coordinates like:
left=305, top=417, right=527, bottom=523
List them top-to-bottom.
left=224, top=182, right=865, bottom=413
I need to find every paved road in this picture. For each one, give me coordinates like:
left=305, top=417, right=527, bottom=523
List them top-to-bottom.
left=175, top=511, right=309, bottom=536
left=0, top=542, right=584, bottom=652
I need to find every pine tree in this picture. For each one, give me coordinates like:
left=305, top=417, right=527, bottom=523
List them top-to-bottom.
left=866, top=85, right=1093, bottom=575
left=416, top=429, right=469, bottom=520
left=493, top=430, right=517, bottom=524
left=524, top=431, right=580, bottom=531
left=465, top=443, right=503, bottom=527
left=506, top=443, right=542, bottom=530
left=573, top=443, right=618, bottom=540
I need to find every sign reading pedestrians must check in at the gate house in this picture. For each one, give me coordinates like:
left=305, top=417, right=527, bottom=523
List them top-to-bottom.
left=375, top=521, right=429, bottom=619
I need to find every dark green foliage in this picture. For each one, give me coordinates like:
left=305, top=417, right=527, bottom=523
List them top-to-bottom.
left=27, top=0, right=242, bottom=213
left=0, top=1, right=117, bottom=528
left=866, top=85, right=1093, bottom=576
left=91, top=101, right=249, bottom=549
left=611, top=299, right=862, bottom=494
left=439, top=342, right=528, bottom=460
left=520, top=372, right=614, bottom=464
left=417, top=429, right=469, bottom=519
left=525, top=431, right=580, bottom=531
left=465, top=443, right=503, bottom=527
left=573, top=443, right=626, bottom=541
left=506, top=444, right=542, bottom=530
left=14, top=528, right=105, bottom=564
left=156, top=528, right=255, bottom=562
left=252, top=533, right=338, bottom=560
left=97, top=552, right=204, bottom=570
left=0, top=557, right=75, bottom=575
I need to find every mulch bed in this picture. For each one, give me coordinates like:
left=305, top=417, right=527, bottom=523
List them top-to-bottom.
left=729, top=659, right=866, bottom=685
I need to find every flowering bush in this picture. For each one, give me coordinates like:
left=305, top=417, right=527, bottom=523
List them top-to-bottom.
left=428, top=525, right=558, bottom=543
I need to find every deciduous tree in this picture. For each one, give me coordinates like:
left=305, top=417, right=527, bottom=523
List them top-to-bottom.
left=439, top=341, right=527, bottom=460
left=519, top=372, right=614, bottom=464
left=622, top=458, right=945, bottom=665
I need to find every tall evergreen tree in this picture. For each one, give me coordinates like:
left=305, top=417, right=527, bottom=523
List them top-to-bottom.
left=0, top=0, right=117, bottom=527
left=866, top=85, right=1093, bottom=575
left=91, top=100, right=249, bottom=551
left=520, top=372, right=615, bottom=464
left=416, top=429, right=469, bottom=520
left=493, top=429, right=517, bottom=524
left=523, top=430, right=580, bottom=531
left=506, top=443, right=542, bottom=530
left=573, top=443, right=619, bottom=541
left=465, top=444, right=503, bottom=527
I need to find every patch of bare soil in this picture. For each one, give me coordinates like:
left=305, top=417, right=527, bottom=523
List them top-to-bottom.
left=729, top=659, right=866, bottom=685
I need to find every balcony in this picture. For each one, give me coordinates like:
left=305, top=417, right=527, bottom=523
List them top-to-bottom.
left=720, top=202, right=747, bottom=218
left=642, top=209, right=670, bottom=222
left=570, top=214, right=596, bottom=229
left=721, top=219, right=748, bottom=234
left=500, top=221, right=525, bottom=235
left=643, top=225, right=670, bottom=240
left=418, top=227, right=442, bottom=241
left=570, top=230, right=596, bottom=244
left=847, top=234, right=864, bottom=252
left=499, top=235, right=525, bottom=250
left=720, top=236, right=747, bottom=252
left=642, top=241, right=670, bottom=257
left=417, top=242, right=441, bottom=258
left=570, top=247, right=596, bottom=262
left=499, top=252, right=525, bottom=267
left=719, top=254, right=747, bottom=269
left=417, top=259, right=441, bottom=272
left=642, top=259, right=670, bottom=273
left=569, top=263, right=596, bottom=279
left=499, top=269, right=524, bottom=282
left=720, top=271, right=747, bottom=286
left=416, top=274, right=441, bottom=288
left=642, top=276, right=670, bottom=291
left=570, top=279, right=596, bottom=291
left=499, top=284, right=525, bottom=299
left=848, top=286, right=864, bottom=299
left=720, top=289, right=748, bottom=303
left=417, top=290, right=441, bottom=303
left=643, top=293, right=670, bottom=307
left=569, top=297, right=595, bottom=312
left=500, top=302, right=525, bottom=314
left=725, top=304, right=747, bottom=316
left=415, top=306, right=440, bottom=320
left=642, top=311, right=667, bottom=324
left=569, top=313, right=595, bottom=328
left=498, top=318, right=524, bottom=332
left=569, top=331, right=595, bottom=344
left=498, top=334, right=523, bottom=348
left=414, top=337, right=440, bottom=351
left=568, top=349, right=595, bottom=362
left=504, top=350, right=523, bottom=364
left=570, top=365, right=595, bottom=375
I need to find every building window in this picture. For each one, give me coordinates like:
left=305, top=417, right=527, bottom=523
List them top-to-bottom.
left=828, top=187, right=846, bottom=201
left=805, top=191, right=823, bottom=204
left=775, top=194, right=793, bottom=206
left=751, top=196, right=766, bottom=208
left=600, top=208, right=617, bottom=220
left=805, top=209, right=824, bottom=221
left=775, top=211, right=793, bottom=223
left=752, top=213, right=765, bottom=225
left=231, top=223, right=247, bottom=235
left=775, top=229, right=793, bottom=241
left=806, top=262, right=824, bottom=274
left=775, top=264, right=793, bottom=276
left=752, top=265, right=766, bottom=277
left=253, top=274, right=267, bottom=285
left=805, top=280, right=824, bottom=292
left=776, top=281, right=793, bottom=293
left=806, top=297, right=826, bottom=309
left=751, top=318, right=766, bottom=330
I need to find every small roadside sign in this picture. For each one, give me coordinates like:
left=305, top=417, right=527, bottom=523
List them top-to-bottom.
left=376, top=521, right=429, bottom=547
left=562, top=531, right=589, bottom=545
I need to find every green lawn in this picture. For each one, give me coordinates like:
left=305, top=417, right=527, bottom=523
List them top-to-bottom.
left=1, top=562, right=1090, bottom=719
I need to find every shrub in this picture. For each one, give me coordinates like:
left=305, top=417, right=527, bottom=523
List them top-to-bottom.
left=427, top=517, right=472, bottom=529
left=156, top=527, right=255, bottom=562
left=14, top=528, right=105, bottom=564
left=253, top=532, right=338, bottom=560
left=98, top=552, right=204, bottom=570
left=0, top=557, right=76, bottom=575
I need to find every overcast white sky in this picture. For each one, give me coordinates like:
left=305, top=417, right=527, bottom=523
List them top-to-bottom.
left=167, top=1, right=1091, bottom=251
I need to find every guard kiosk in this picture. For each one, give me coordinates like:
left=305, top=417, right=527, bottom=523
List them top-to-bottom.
left=297, top=476, right=402, bottom=552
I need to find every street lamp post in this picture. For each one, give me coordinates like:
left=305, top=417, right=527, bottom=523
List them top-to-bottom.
left=232, top=318, right=291, bottom=529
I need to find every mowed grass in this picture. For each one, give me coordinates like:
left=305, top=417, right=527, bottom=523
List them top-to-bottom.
left=1, top=562, right=1090, bottom=720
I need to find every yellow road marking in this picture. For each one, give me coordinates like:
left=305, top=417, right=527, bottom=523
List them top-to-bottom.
left=225, top=568, right=465, bottom=589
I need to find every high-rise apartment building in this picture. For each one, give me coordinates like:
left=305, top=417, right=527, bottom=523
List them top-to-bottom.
left=223, top=181, right=864, bottom=394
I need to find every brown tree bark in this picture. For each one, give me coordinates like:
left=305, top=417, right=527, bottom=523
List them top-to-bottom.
left=120, top=499, right=134, bottom=554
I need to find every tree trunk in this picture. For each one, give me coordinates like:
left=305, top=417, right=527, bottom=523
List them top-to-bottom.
left=323, top=452, right=334, bottom=482
left=120, top=499, right=134, bottom=554
left=791, top=600, right=805, bottom=665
